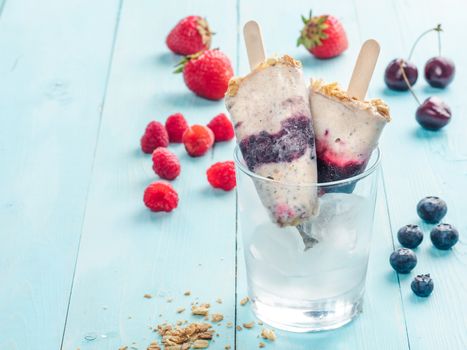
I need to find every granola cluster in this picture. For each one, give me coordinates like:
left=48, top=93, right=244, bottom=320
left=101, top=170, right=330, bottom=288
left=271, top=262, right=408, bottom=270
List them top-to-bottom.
left=226, top=55, right=301, bottom=97
left=311, top=79, right=391, bottom=120
left=118, top=293, right=273, bottom=350
left=157, top=322, right=214, bottom=349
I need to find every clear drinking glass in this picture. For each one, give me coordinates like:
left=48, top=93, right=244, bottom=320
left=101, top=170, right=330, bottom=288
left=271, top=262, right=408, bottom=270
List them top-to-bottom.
left=234, top=145, right=381, bottom=332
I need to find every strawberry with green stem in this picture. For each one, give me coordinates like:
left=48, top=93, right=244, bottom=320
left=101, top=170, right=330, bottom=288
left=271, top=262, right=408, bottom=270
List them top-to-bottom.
left=297, top=11, right=348, bottom=59
left=166, top=16, right=213, bottom=55
left=174, top=49, right=233, bottom=100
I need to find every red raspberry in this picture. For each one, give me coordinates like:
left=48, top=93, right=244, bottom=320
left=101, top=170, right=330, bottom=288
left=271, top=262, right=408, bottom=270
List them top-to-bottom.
left=165, top=113, right=189, bottom=143
left=207, top=113, right=235, bottom=142
left=140, top=121, right=169, bottom=154
left=182, top=125, right=214, bottom=157
left=152, top=148, right=181, bottom=180
left=206, top=161, right=236, bottom=191
left=143, top=181, right=179, bottom=212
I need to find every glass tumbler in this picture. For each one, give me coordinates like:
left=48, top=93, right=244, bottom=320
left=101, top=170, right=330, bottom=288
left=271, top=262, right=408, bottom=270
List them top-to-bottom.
left=234, top=145, right=381, bottom=332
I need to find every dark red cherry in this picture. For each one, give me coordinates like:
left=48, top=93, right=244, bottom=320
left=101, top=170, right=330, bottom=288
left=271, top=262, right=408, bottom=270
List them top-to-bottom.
left=424, top=56, right=455, bottom=88
left=384, top=59, right=418, bottom=91
left=416, top=97, right=451, bottom=130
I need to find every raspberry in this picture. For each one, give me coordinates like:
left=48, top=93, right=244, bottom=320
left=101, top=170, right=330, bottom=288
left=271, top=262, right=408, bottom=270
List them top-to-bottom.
left=165, top=113, right=189, bottom=143
left=207, top=113, right=235, bottom=142
left=141, top=121, right=169, bottom=154
left=182, top=125, right=214, bottom=157
left=152, top=148, right=181, bottom=180
left=206, top=161, right=236, bottom=191
left=143, top=181, right=179, bottom=212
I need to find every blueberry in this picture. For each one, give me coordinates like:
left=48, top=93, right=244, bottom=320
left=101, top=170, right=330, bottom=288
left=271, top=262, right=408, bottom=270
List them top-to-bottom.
left=416, top=196, right=447, bottom=224
left=430, top=223, right=459, bottom=250
left=397, top=224, right=424, bottom=249
left=389, top=248, right=417, bottom=274
left=411, top=274, right=434, bottom=297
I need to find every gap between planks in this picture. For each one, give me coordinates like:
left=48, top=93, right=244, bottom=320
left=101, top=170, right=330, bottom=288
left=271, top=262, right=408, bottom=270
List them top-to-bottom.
left=381, top=166, right=412, bottom=350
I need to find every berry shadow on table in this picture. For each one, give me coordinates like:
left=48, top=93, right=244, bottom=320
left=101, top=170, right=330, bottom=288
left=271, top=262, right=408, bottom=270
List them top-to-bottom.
left=154, top=52, right=180, bottom=66
left=296, top=52, right=346, bottom=69
left=422, top=84, right=451, bottom=95
left=380, top=87, right=409, bottom=98
left=152, top=91, right=225, bottom=109
left=412, top=127, right=446, bottom=141
left=427, top=245, right=453, bottom=259
left=409, top=292, right=432, bottom=304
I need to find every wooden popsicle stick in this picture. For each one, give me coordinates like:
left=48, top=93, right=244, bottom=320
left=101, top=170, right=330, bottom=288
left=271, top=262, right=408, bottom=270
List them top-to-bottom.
left=243, top=20, right=266, bottom=71
left=347, top=39, right=381, bottom=100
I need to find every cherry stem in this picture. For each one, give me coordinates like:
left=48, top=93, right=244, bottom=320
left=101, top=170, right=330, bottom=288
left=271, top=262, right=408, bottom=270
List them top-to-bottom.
left=407, top=24, right=443, bottom=61
left=437, top=26, right=442, bottom=56
left=399, top=62, right=421, bottom=105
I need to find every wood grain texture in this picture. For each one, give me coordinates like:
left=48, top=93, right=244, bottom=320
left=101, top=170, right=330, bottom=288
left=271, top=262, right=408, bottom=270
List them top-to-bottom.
left=0, top=0, right=120, bottom=348
left=357, top=0, right=467, bottom=348
left=60, top=1, right=238, bottom=349
left=234, top=2, right=409, bottom=348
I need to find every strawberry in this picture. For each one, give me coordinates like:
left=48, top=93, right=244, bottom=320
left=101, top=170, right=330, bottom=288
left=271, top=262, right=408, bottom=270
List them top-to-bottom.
left=297, top=11, right=348, bottom=59
left=166, top=16, right=212, bottom=55
left=175, top=49, right=233, bottom=100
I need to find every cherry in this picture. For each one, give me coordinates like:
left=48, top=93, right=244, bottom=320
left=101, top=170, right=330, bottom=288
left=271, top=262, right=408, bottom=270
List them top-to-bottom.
left=385, top=24, right=454, bottom=91
left=424, top=26, right=455, bottom=88
left=424, top=56, right=455, bottom=88
left=384, top=59, right=418, bottom=91
left=399, top=62, right=452, bottom=131
left=416, top=97, right=451, bottom=130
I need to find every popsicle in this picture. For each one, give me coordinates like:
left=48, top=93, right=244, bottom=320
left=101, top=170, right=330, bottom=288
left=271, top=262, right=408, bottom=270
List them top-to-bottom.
left=225, top=21, right=319, bottom=227
left=309, top=40, right=391, bottom=187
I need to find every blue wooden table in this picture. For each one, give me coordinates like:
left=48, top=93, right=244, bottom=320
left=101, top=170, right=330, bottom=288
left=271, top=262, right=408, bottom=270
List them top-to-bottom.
left=1, top=0, right=466, bottom=349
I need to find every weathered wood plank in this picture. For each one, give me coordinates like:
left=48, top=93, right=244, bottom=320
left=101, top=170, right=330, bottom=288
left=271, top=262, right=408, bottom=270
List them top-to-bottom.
left=0, top=0, right=121, bottom=348
left=359, top=0, right=467, bottom=348
left=60, top=1, right=238, bottom=349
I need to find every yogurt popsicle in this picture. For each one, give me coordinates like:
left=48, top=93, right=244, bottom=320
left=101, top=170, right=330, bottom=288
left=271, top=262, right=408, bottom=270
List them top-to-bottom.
left=226, top=55, right=319, bottom=226
left=310, top=79, right=390, bottom=185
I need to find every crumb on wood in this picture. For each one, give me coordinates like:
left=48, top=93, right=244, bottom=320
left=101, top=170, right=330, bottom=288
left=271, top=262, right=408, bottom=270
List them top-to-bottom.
left=184, top=290, right=191, bottom=296
left=143, top=294, right=152, bottom=299
left=239, top=297, right=249, bottom=306
left=216, top=298, right=222, bottom=304
left=192, top=304, right=210, bottom=316
left=176, top=307, right=185, bottom=314
left=211, top=313, right=224, bottom=323
left=226, top=322, right=233, bottom=328
left=243, top=322, right=254, bottom=329
left=236, top=325, right=242, bottom=331
left=261, top=328, right=276, bottom=341
left=192, top=339, right=209, bottom=348
left=146, top=341, right=161, bottom=350
left=259, top=342, right=266, bottom=348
